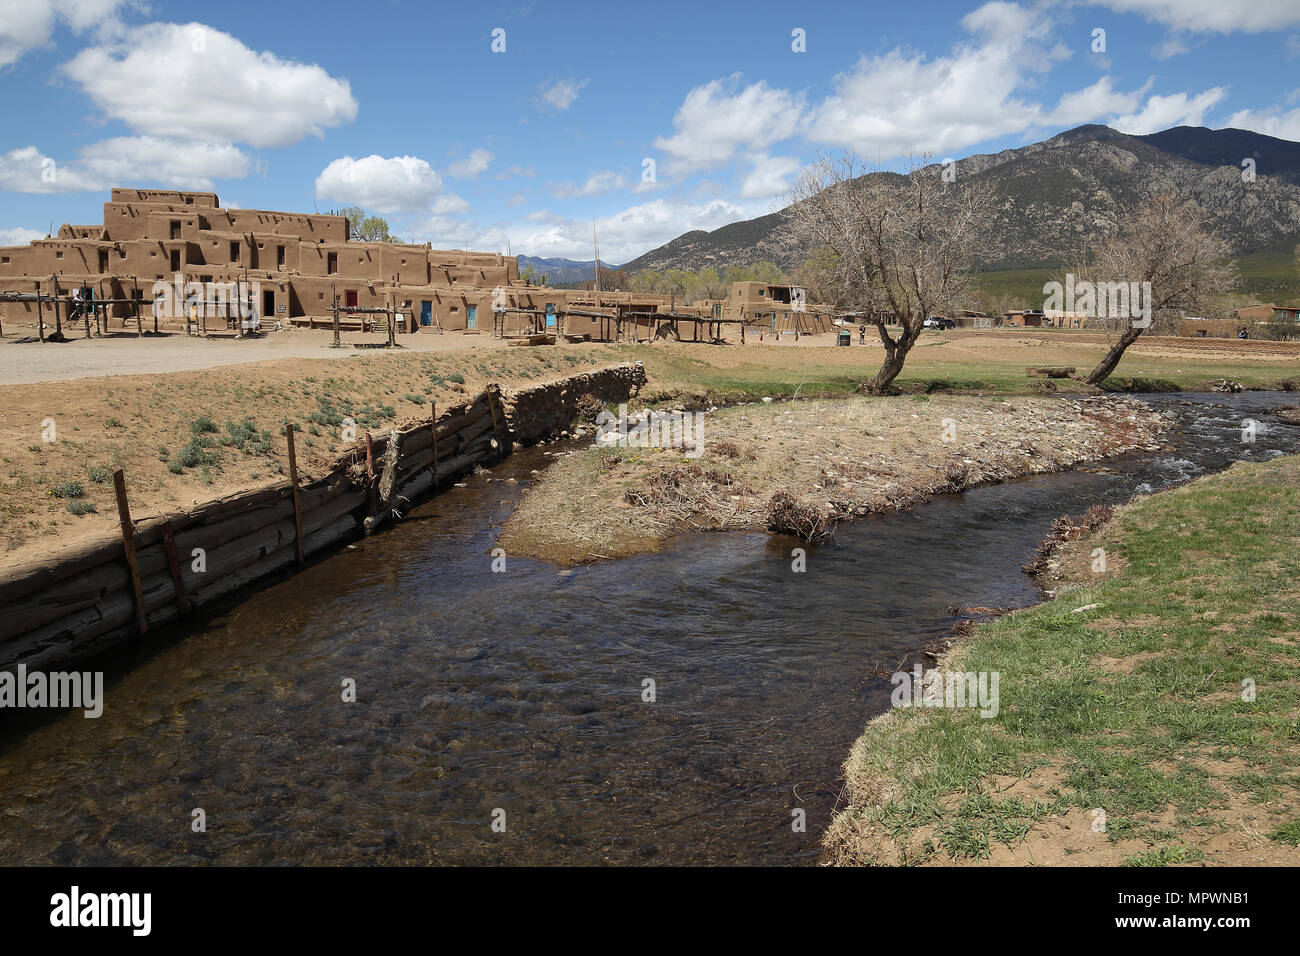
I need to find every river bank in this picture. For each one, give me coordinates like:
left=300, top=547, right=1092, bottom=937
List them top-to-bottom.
left=498, top=394, right=1170, bottom=564
left=824, top=453, right=1300, bottom=866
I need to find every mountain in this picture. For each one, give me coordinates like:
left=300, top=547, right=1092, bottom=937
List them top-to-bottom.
left=621, top=125, right=1300, bottom=275
left=516, top=255, right=624, bottom=284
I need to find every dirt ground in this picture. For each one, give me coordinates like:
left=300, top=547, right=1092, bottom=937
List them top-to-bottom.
left=0, top=323, right=1290, bottom=563
left=0, top=342, right=632, bottom=558
left=498, top=394, right=1169, bottom=564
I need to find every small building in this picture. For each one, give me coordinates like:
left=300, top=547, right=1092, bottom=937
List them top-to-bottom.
left=1236, top=304, right=1277, bottom=322
left=1272, top=305, right=1300, bottom=323
left=1003, top=309, right=1044, bottom=328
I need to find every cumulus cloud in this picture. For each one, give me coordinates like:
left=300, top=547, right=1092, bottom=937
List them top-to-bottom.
left=0, top=0, right=127, bottom=67
left=1089, top=0, right=1300, bottom=33
left=805, top=1, right=1064, bottom=156
left=62, top=22, right=358, bottom=148
left=1048, top=75, right=1152, bottom=126
left=654, top=76, right=805, bottom=173
left=537, top=77, right=588, bottom=111
left=1110, top=87, right=1228, bottom=134
left=1225, top=95, right=1300, bottom=141
left=0, top=139, right=253, bottom=193
left=447, top=149, right=493, bottom=179
left=315, top=154, right=452, bottom=215
left=738, top=154, right=802, bottom=200
left=550, top=170, right=626, bottom=198
left=411, top=197, right=745, bottom=263
left=0, top=226, right=45, bottom=246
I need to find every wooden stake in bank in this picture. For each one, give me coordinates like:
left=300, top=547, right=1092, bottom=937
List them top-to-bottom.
left=430, top=402, right=438, bottom=485
left=285, top=424, right=305, bottom=566
left=112, top=469, right=148, bottom=636
left=160, top=520, right=191, bottom=616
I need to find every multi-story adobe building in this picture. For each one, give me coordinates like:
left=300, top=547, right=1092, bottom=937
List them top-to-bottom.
left=0, top=188, right=836, bottom=340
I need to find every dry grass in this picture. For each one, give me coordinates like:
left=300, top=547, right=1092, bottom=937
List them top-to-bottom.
left=499, top=394, right=1169, bottom=564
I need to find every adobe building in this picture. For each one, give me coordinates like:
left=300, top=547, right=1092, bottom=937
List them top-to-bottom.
left=0, top=188, right=737, bottom=340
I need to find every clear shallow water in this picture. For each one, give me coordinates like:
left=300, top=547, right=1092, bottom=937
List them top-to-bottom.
left=0, top=393, right=1297, bottom=865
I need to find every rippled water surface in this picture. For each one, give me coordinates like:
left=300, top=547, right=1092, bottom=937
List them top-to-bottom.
left=0, top=393, right=1296, bottom=865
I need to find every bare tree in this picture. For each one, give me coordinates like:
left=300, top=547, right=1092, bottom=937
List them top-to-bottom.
left=787, top=155, right=995, bottom=393
left=1080, top=193, right=1236, bottom=386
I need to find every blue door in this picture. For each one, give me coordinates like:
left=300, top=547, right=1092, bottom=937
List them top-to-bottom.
left=420, top=301, right=432, bottom=326
left=545, top=303, right=557, bottom=328
left=466, top=305, right=477, bottom=329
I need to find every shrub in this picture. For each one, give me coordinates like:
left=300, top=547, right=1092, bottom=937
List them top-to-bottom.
left=190, top=415, right=218, bottom=435
left=88, top=465, right=111, bottom=484
left=51, top=481, right=85, bottom=499
left=67, top=500, right=97, bottom=516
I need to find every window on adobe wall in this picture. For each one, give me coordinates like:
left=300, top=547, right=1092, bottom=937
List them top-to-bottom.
left=170, top=220, right=181, bottom=239
left=230, top=242, right=240, bottom=263
left=277, top=246, right=285, bottom=268
left=56, top=252, right=63, bottom=259
left=327, top=253, right=338, bottom=274
left=1, top=257, right=8, bottom=264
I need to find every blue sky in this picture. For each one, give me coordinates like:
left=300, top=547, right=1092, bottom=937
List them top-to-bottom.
left=1, top=0, right=1298, bottom=262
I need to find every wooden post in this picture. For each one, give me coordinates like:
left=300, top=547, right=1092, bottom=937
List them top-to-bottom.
left=52, top=275, right=62, bottom=337
left=132, top=276, right=142, bottom=337
left=36, top=280, right=44, bottom=342
left=332, top=283, right=340, bottom=346
left=387, top=291, right=396, bottom=348
left=487, top=386, right=503, bottom=454
left=285, top=424, right=305, bottom=566
left=365, top=431, right=378, bottom=515
left=112, top=470, right=148, bottom=636
left=160, top=520, right=191, bottom=616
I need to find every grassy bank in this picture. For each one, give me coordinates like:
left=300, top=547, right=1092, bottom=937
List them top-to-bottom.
left=825, top=455, right=1300, bottom=866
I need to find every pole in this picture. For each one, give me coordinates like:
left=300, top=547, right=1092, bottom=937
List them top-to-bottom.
left=52, top=275, right=62, bottom=338
left=35, top=280, right=44, bottom=342
left=286, top=424, right=305, bottom=567
left=112, top=469, right=148, bottom=636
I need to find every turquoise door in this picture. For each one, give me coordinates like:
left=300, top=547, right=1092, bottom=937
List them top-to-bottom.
left=420, top=301, right=432, bottom=326
left=545, top=303, right=556, bottom=328
left=466, top=305, right=477, bottom=329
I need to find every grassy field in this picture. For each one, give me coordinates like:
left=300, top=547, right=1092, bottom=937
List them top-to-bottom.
left=618, top=330, right=1300, bottom=402
left=825, top=455, right=1300, bottom=866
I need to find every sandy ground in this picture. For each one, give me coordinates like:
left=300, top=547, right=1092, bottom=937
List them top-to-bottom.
left=0, top=326, right=506, bottom=385
left=498, top=394, right=1169, bottom=564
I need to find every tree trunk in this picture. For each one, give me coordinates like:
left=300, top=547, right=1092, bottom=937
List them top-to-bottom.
left=861, top=318, right=919, bottom=394
left=1085, top=326, right=1144, bottom=386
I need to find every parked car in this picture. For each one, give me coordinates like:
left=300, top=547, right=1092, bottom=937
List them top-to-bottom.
left=922, top=316, right=955, bottom=330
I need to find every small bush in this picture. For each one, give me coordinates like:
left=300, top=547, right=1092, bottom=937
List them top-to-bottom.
left=190, top=415, right=219, bottom=435
left=88, top=465, right=112, bottom=484
left=51, top=481, right=85, bottom=499
left=764, top=490, right=832, bottom=541
left=67, top=500, right=97, bottom=516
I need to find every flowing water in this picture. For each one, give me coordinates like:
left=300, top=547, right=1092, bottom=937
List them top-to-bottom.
left=1, top=393, right=1297, bottom=866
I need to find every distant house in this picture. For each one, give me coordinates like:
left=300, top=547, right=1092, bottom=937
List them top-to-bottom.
left=1235, top=304, right=1277, bottom=322
left=1272, top=305, right=1300, bottom=323
left=1004, top=309, right=1044, bottom=327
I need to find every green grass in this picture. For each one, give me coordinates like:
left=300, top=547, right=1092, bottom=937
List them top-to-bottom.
left=830, top=455, right=1300, bottom=864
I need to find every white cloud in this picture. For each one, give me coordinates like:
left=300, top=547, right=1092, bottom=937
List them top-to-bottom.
left=0, top=0, right=126, bottom=67
left=1089, top=0, right=1300, bottom=33
left=805, top=1, right=1063, bottom=156
left=62, top=22, right=358, bottom=148
left=654, top=76, right=805, bottom=173
left=1048, top=76, right=1151, bottom=126
left=537, top=77, right=588, bottom=111
left=1110, top=87, right=1227, bottom=134
left=1226, top=95, right=1300, bottom=140
left=0, top=139, right=252, bottom=193
left=447, top=149, right=493, bottom=179
left=738, top=154, right=801, bottom=200
left=315, top=155, right=447, bottom=215
left=550, top=170, right=626, bottom=198
left=411, top=197, right=745, bottom=263
left=0, top=227, right=45, bottom=246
